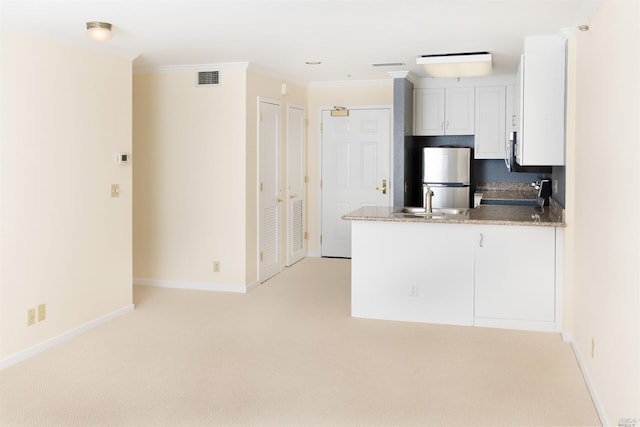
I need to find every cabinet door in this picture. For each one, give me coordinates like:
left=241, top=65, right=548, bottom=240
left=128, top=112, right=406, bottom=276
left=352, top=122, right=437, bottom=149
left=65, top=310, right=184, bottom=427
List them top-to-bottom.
left=519, top=36, right=566, bottom=166
left=474, top=86, right=506, bottom=159
left=445, top=87, right=475, bottom=135
left=414, top=88, right=445, bottom=135
left=474, top=226, right=555, bottom=322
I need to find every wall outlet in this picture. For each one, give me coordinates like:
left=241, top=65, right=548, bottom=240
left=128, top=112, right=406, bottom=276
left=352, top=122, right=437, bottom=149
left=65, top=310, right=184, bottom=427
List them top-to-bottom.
left=110, top=184, right=120, bottom=198
left=213, top=261, right=221, bottom=273
left=408, top=284, right=418, bottom=297
left=37, top=303, right=46, bottom=322
left=27, top=308, right=35, bottom=326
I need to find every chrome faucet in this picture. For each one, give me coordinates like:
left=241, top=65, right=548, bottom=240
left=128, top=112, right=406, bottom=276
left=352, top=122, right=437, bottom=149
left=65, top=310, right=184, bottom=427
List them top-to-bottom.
left=424, top=185, right=434, bottom=213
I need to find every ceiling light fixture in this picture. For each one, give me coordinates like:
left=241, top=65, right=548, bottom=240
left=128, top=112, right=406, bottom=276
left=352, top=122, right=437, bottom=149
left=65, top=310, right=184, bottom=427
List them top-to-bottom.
left=86, top=21, right=113, bottom=42
left=417, top=52, right=492, bottom=78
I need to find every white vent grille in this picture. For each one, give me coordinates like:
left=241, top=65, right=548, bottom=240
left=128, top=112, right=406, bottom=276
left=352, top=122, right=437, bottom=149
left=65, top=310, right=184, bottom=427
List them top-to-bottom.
left=197, top=71, right=220, bottom=86
left=292, top=199, right=304, bottom=252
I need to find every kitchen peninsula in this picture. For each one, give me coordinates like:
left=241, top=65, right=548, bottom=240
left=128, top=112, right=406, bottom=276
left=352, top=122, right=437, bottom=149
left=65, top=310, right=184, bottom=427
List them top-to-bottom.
left=343, top=203, right=565, bottom=333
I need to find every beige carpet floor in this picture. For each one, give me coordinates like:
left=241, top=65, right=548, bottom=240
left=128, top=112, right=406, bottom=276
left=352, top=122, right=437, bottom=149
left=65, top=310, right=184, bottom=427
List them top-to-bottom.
left=0, top=258, right=599, bottom=426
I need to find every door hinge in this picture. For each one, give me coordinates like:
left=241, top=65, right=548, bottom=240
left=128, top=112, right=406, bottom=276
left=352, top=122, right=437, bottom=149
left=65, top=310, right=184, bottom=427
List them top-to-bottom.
left=260, top=112, right=263, bottom=122
left=305, top=118, right=309, bottom=127
left=320, top=123, right=323, bottom=133
left=304, top=176, right=309, bottom=184
left=320, top=179, right=323, bottom=189
left=260, top=182, right=263, bottom=192
left=304, top=231, right=309, bottom=240
left=320, top=235, right=323, bottom=245
left=260, top=251, right=264, bottom=261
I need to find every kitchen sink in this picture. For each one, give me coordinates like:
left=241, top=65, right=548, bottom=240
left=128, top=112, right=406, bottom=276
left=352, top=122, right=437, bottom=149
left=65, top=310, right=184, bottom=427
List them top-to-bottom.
left=401, top=207, right=470, bottom=216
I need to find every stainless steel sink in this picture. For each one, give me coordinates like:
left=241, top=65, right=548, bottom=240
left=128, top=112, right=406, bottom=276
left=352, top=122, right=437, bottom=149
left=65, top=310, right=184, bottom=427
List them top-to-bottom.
left=400, top=207, right=469, bottom=216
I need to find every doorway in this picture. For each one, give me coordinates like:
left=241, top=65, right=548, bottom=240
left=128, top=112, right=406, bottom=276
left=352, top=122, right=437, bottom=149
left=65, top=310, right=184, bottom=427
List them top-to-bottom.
left=320, top=108, right=391, bottom=258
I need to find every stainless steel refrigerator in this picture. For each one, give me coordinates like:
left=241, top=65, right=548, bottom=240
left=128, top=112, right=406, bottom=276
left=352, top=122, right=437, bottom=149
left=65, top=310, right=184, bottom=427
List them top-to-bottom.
left=422, top=147, right=471, bottom=209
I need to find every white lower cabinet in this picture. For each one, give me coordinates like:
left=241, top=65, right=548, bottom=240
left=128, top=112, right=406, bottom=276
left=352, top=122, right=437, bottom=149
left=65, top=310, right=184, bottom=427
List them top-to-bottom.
left=350, top=220, right=560, bottom=332
left=473, top=225, right=557, bottom=331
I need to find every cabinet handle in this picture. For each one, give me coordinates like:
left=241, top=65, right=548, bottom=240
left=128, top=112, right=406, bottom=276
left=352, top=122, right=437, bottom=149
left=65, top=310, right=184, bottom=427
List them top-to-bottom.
left=440, top=121, right=444, bottom=130
left=446, top=121, right=450, bottom=130
left=479, top=233, right=484, bottom=247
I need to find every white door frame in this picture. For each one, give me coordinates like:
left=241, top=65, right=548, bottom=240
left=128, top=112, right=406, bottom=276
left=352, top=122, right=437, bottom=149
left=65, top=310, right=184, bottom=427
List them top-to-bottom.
left=318, top=105, right=393, bottom=257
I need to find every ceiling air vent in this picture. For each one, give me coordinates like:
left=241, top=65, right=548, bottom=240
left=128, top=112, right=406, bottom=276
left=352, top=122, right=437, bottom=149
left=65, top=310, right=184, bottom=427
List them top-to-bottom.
left=197, top=71, right=220, bottom=86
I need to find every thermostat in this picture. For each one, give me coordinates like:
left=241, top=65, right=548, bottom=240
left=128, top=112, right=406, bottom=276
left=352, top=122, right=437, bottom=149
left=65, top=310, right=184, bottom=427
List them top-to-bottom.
left=116, top=153, right=131, bottom=165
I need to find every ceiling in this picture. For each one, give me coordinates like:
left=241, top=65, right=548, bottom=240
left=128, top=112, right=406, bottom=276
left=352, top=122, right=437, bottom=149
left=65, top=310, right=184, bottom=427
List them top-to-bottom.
left=0, top=0, right=601, bottom=85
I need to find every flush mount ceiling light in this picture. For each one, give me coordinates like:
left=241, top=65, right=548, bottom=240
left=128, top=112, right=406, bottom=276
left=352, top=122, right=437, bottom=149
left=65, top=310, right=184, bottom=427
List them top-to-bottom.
left=86, top=21, right=113, bottom=42
left=417, top=52, right=492, bottom=78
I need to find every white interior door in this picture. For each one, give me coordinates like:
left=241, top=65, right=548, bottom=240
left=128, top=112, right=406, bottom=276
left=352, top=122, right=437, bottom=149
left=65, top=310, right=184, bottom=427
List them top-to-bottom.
left=259, top=100, right=282, bottom=282
left=286, top=104, right=306, bottom=266
left=321, top=108, right=391, bottom=258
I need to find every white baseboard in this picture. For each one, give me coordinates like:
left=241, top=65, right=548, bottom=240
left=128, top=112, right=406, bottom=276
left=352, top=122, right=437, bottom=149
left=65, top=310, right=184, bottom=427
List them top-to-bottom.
left=134, top=278, right=258, bottom=293
left=0, top=304, right=135, bottom=371
left=562, top=333, right=608, bottom=427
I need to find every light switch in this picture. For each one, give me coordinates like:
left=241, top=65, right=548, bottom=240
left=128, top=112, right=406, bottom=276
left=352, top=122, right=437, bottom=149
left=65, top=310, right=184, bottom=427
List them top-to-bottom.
left=111, top=184, right=120, bottom=198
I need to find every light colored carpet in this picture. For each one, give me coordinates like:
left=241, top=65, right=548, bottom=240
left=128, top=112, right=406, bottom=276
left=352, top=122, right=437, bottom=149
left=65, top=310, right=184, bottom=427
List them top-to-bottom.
left=0, top=258, right=599, bottom=426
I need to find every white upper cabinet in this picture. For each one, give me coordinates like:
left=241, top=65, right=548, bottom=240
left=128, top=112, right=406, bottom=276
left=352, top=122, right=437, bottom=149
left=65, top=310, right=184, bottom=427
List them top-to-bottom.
left=516, top=35, right=566, bottom=166
left=474, top=86, right=506, bottom=159
left=414, top=87, right=474, bottom=136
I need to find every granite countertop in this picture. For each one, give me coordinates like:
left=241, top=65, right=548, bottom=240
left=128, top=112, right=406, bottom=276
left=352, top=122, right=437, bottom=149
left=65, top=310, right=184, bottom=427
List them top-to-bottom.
left=343, top=182, right=565, bottom=227
left=342, top=202, right=565, bottom=227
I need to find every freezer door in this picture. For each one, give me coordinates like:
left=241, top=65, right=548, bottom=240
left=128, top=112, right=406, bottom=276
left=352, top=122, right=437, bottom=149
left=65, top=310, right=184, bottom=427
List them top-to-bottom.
left=422, top=147, right=471, bottom=184
left=424, top=185, right=470, bottom=209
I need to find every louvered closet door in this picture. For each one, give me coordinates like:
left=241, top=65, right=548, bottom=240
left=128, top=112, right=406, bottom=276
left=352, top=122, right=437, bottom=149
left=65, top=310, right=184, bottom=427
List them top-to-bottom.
left=259, top=100, right=282, bottom=282
left=287, top=104, right=307, bottom=266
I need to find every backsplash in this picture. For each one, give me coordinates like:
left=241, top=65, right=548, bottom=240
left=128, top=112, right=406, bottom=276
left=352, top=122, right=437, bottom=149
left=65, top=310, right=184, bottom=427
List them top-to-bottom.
left=405, top=135, right=565, bottom=206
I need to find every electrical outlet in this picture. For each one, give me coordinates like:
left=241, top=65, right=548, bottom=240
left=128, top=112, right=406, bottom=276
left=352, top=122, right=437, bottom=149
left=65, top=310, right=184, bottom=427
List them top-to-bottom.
left=110, top=184, right=120, bottom=198
left=213, top=261, right=221, bottom=273
left=408, top=284, right=418, bottom=297
left=37, top=303, right=46, bottom=322
left=27, top=308, right=35, bottom=326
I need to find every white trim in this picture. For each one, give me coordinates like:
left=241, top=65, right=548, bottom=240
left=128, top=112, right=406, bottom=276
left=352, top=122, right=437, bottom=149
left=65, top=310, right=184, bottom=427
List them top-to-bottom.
left=134, top=61, right=249, bottom=75
left=309, top=79, right=392, bottom=88
left=133, top=278, right=251, bottom=293
left=0, top=304, right=135, bottom=371
left=473, top=318, right=559, bottom=332
left=562, top=333, right=608, bottom=427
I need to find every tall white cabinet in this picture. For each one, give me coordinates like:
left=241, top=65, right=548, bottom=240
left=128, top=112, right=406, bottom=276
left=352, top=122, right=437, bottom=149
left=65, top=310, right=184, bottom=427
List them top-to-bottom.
left=515, top=35, right=567, bottom=166
left=474, top=86, right=507, bottom=159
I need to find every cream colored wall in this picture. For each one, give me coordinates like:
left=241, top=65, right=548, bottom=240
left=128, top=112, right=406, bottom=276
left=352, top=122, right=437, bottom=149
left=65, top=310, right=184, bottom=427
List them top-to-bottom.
left=568, top=0, right=640, bottom=422
left=0, top=30, right=133, bottom=360
left=133, top=69, right=248, bottom=287
left=245, top=70, right=307, bottom=283
left=306, top=81, right=393, bottom=256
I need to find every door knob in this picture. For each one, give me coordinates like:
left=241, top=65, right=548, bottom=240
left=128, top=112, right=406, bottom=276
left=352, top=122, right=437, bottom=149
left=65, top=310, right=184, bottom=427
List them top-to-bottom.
left=376, top=179, right=387, bottom=195
left=290, top=194, right=298, bottom=199
left=277, top=198, right=283, bottom=203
